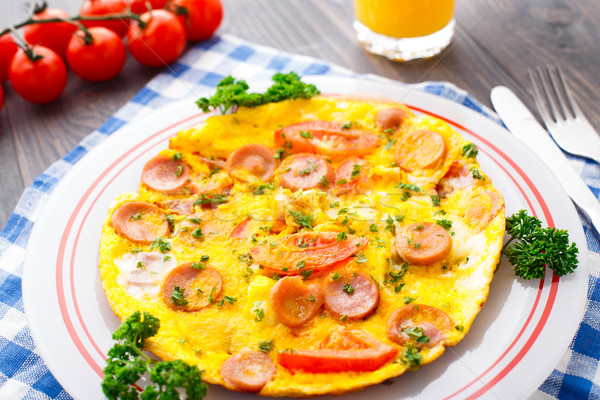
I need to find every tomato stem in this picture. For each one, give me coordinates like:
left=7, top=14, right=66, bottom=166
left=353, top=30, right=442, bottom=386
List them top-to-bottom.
left=0, top=12, right=145, bottom=38
left=7, top=26, right=43, bottom=63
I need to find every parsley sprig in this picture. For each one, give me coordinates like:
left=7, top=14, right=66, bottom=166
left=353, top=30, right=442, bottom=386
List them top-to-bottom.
left=196, top=72, right=320, bottom=114
left=503, top=210, right=579, bottom=279
left=102, top=311, right=207, bottom=400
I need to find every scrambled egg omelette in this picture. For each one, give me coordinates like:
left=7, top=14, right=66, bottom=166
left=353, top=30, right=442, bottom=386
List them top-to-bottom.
left=99, top=95, right=505, bottom=396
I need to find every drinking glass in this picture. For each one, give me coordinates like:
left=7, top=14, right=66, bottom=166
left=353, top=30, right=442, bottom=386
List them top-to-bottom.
left=354, top=0, right=455, bottom=61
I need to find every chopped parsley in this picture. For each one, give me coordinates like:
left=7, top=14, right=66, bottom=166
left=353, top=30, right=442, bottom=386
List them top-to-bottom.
left=300, top=130, right=313, bottom=139
left=462, top=143, right=479, bottom=158
left=172, top=152, right=182, bottom=161
left=350, top=164, right=362, bottom=179
left=175, top=165, right=184, bottom=178
left=208, top=166, right=221, bottom=177
left=471, top=167, right=485, bottom=180
left=194, top=193, right=229, bottom=206
left=289, top=210, right=314, bottom=230
left=436, top=219, right=453, bottom=230
left=149, top=237, right=171, bottom=253
left=343, top=283, right=355, bottom=294
left=171, top=286, right=188, bottom=306
left=252, top=301, right=265, bottom=322
left=402, top=326, right=430, bottom=343
left=258, top=340, right=275, bottom=353
left=401, top=344, right=422, bottom=367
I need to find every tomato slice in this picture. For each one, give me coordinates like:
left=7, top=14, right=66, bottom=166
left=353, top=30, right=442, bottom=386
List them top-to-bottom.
left=274, top=121, right=380, bottom=160
left=250, top=232, right=369, bottom=275
left=277, top=329, right=397, bottom=373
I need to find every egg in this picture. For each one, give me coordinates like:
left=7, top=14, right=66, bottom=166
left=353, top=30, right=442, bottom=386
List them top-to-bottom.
left=99, top=96, right=505, bottom=396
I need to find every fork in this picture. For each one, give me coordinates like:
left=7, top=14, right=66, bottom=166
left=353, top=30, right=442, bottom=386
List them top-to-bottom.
left=528, top=64, right=600, bottom=164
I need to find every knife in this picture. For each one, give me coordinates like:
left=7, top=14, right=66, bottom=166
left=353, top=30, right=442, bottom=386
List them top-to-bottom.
left=491, top=86, right=600, bottom=234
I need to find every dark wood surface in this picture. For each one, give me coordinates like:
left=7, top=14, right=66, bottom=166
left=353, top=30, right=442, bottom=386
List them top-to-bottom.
left=1, top=0, right=599, bottom=228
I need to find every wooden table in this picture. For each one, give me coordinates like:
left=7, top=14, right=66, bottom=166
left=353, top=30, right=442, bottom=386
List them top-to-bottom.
left=1, top=0, right=599, bottom=228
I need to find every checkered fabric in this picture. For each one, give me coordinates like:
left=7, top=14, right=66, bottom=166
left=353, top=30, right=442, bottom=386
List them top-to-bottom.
left=0, top=34, right=598, bottom=399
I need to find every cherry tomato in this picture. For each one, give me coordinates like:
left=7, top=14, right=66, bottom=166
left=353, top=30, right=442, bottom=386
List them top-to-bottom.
left=80, top=0, right=130, bottom=38
left=130, top=0, right=168, bottom=14
left=174, top=0, right=223, bottom=41
left=23, top=8, right=78, bottom=58
left=127, top=9, right=186, bottom=67
left=66, top=27, right=126, bottom=82
left=0, top=33, right=19, bottom=82
left=9, top=46, right=68, bottom=104
left=0, top=84, right=4, bottom=113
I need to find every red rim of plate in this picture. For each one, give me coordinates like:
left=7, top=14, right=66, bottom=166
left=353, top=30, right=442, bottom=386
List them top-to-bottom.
left=54, top=103, right=558, bottom=398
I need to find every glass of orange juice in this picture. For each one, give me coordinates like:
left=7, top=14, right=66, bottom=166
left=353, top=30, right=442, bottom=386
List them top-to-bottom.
left=354, top=0, right=455, bottom=61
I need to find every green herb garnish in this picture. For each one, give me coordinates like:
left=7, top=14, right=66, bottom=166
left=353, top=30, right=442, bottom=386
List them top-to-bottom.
left=196, top=72, right=320, bottom=114
left=503, top=210, right=578, bottom=279
left=101, top=312, right=206, bottom=400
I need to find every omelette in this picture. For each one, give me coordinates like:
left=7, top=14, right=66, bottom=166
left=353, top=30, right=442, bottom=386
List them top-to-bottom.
left=99, top=95, right=505, bottom=396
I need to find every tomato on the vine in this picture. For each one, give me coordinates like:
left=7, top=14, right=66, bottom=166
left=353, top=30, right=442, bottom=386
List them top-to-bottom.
left=80, top=0, right=130, bottom=38
left=130, top=0, right=168, bottom=14
left=174, top=0, right=223, bottom=41
left=23, top=8, right=78, bottom=58
left=127, top=9, right=186, bottom=67
left=67, top=27, right=126, bottom=82
left=0, top=33, right=19, bottom=82
left=9, top=46, right=68, bottom=104
left=0, top=84, right=4, bottom=114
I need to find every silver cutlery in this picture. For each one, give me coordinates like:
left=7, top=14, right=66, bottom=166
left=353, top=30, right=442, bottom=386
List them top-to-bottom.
left=528, top=64, right=600, bottom=164
left=491, top=86, right=600, bottom=235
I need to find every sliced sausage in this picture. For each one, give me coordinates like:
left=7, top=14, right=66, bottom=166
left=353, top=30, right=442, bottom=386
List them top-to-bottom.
left=375, top=107, right=407, bottom=131
left=395, top=129, right=446, bottom=172
left=226, top=143, right=278, bottom=182
left=277, top=153, right=334, bottom=191
left=141, top=155, right=190, bottom=194
left=332, top=158, right=371, bottom=195
left=466, top=189, right=503, bottom=229
left=111, top=201, right=169, bottom=244
left=395, top=222, right=451, bottom=266
left=161, top=262, right=223, bottom=311
left=323, top=271, right=379, bottom=320
left=270, top=276, right=323, bottom=328
left=387, top=304, right=453, bottom=347
left=220, top=351, right=276, bottom=393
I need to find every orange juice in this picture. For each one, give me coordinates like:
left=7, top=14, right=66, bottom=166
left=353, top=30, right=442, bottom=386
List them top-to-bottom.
left=355, top=0, right=455, bottom=38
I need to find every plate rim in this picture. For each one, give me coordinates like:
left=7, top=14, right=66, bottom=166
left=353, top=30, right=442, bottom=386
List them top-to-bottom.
left=22, top=76, right=589, bottom=399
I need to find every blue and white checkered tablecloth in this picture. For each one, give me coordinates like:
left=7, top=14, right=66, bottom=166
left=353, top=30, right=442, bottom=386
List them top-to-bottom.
left=1, top=34, right=599, bottom=400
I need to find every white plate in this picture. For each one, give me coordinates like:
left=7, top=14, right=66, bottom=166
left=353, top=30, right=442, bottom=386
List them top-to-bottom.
left=23, top=77, right=589, bottom=400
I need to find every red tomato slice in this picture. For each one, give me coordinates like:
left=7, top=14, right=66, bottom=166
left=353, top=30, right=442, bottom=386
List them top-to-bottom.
left=274, top=121, right=380, bottom=160
left=332, top=158, right=371, bottom=195
left=250, top=232, right=369, bottom=275
left=277, top=329, right=397, bottom=373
